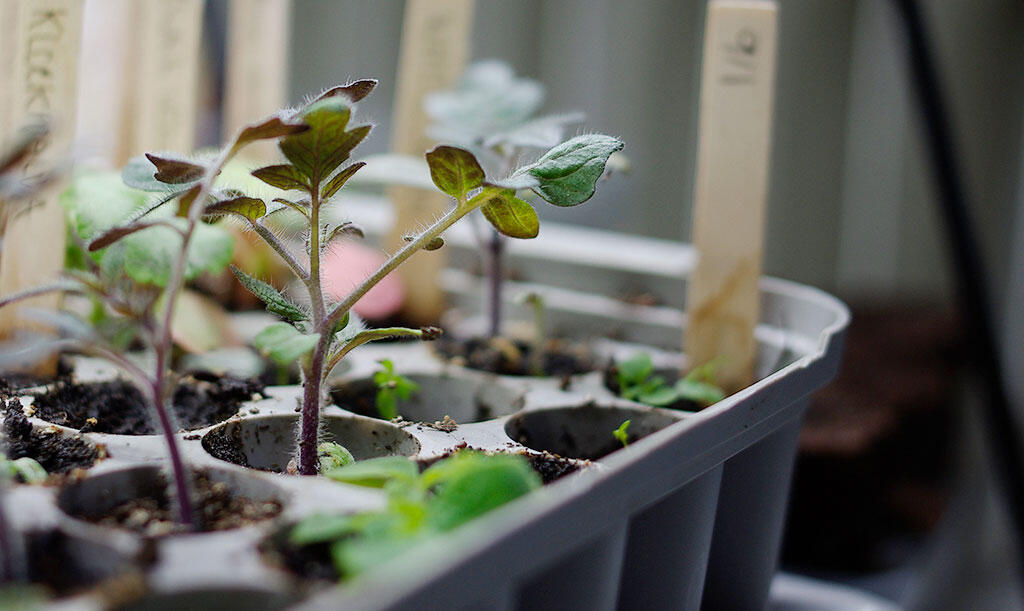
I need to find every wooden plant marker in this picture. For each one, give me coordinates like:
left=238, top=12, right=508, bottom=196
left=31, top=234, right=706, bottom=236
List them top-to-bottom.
left=0, top=0, right=84, bottom=375
left=120, top=0, right=203, bottom=160
left=223, top=0, right=292, bottom=164
left=386, top=0, right=474, bottom=324
left=685, top=0, right=778, bottom=392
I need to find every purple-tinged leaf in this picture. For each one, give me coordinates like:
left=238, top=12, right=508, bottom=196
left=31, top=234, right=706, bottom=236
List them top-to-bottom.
left=313, top=80, right=378, bottom=104
left=279, top=99, right=370, bottom=183
left=233, top=117, right=309, bottom=153
left=425, top=146, right=484, bottom=200
left=145, top=153, right=205, bottom=185
left=89, top=221, right=167, bottom=251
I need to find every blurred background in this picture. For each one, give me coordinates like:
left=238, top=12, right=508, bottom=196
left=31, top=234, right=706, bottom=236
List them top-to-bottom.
left=61, top=0, right=1024, bottom=608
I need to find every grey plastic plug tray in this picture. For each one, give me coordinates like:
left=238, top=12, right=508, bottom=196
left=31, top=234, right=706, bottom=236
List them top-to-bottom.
left=4, top=275, right=847, bottom=610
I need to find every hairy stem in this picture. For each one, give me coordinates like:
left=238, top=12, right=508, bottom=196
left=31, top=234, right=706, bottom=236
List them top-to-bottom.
left=306, top=186, right=326, bottom=324
left=323, top=204, right=466, bottom=332
left=250, top=221, right=309, bottom=280
left=487, top=230, right=505, bottom=338
left=298, top=339, right=328, bottom=475
left=149, top=374, right=194, bottom=528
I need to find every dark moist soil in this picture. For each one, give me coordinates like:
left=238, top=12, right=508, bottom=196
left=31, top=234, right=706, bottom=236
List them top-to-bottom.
left=434, top=335, right=596, bottom=378
left=602, top=362, right=701, bottom=412
left=25, top=374, right=265, bottom=435
left=2, top=403, right=101, bottom=479
left=201, top=423, right=252, bottom=469
left=265, top=447, right=585, bottom=583
left=84, top=470, right=282, bottom=537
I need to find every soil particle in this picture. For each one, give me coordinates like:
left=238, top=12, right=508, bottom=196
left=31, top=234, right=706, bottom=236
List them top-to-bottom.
left=434, top=336, right=595, bottom=377
left=25, top=374, right=265, bottom=435
left=2, top=402, right=101, bottom=479
left=423, top=415, right=458, bottom=433
left=87, top=470, right=281, bottom=536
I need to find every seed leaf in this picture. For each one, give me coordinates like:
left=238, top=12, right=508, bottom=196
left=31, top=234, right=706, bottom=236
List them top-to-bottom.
left=517, top=134, right=623, bottom=207
left=425, top=146, right=484, bottom=200
left=145, top=153, right=205, bottom=185
left=321, top=162, right=366, bottom=199
left=251, top=164, right=310, bottom=191
left=476, top=188, right=539, bottom=239
left=231, top=266, right=307, bottom=322
left=254, top=322, right=320, bottom=365
left=323, top=456, right=419, bottom=488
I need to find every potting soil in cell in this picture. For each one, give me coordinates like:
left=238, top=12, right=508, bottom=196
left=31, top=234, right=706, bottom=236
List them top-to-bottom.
left=434, top=336, right=596, bottom=377
left=25, top=375, right=264, bottom=435
left=2, top=403, right=100, bottom=477
left=84, top=470, right=283, bottom=536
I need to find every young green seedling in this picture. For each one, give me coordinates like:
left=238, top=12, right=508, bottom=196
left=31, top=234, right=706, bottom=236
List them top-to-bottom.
left=426, top=61, right=623, bottom=339
left=172, top=79, right=624, bottom=475
left=0, top=113, right=303, bottom=529
left=515, top=292, right=546, bottom=376
left=616, top=353, right=726, bottom=409
left=373, top=359, right=419, bottom=420
left=613, top=419, right=631, bottom=448
left=291, top=450, right=540, bottom=579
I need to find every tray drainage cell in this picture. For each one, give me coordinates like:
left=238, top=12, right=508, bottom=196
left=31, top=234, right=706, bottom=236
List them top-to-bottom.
left=330, top=373, right=522, bottom=423
left=504, top=403, right=681, bottom=461
left=202, top=413, right=420, bottom=472
left=56, top=465, right=285, bottom=536
left=24, top=527, right=146, bottom=600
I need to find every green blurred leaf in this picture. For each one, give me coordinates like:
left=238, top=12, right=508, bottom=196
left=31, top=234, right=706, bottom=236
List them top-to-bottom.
left=280, top=99, right=369, bottom=184
left=516, top=134, right=624, bottom=207
left=425, top=145, right=484, bottom=200
left=251, top=164, right=310, bottom=191
left=476, top=188, right=538, bottom=239
left=231, top=265, right=307, bottom=322
left=253, top=322, right=320, bottom=365
left=616, top=353, right=653, bottom=388
left=612, top=420, right=631, bottom=448
left=425, top=452, right=540, bottom=531
left=323, top=456, right=418, bottom=488
left=290, top=514, right=357, bottom=546
left=331, top=536, right=418, bottom=579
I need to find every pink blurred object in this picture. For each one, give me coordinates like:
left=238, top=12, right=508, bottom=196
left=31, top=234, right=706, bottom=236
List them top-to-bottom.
left=321, top=242, right=405, bottom=320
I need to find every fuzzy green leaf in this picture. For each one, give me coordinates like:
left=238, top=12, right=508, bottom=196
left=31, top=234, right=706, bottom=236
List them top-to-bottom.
left=313, top=79, right=378, bottom=104
left=280, top=99, right=369, bottom=183
left=517, top=134, right=624, bottom=207
left=425, top=146, right=484, bottom=200
left=145, top=153, right=205, bottom=184
left=321, top=162, right=366, bottom=200
left=251, top=164, right=310, bottom=191
left=476, top=188, right=539, bottom=239
left=204, top=196, right=267, bottom=222
left=119, top=221, right=234, bottom=286
left=231, top=266, right=307, bottom=322
left=253, top=322, right=320, bottom=365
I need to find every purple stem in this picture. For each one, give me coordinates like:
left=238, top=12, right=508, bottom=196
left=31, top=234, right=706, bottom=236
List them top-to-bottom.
left=487, top=230, right=505, bottom=338
left=299, top=341, right=328, bottom=475
left=150, top=379, right=194, bottom=528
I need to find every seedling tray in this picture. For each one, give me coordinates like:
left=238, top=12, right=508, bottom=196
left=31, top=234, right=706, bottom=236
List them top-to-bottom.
left=7, top=274, right=846, bottom=610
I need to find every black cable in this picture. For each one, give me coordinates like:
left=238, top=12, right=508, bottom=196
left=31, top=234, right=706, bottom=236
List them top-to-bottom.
left=892, top=0, right=1024, bottom=585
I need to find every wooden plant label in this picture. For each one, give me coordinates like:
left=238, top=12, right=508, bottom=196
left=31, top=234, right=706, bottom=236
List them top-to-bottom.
left=0, top=0, right=83, bottom=374
left=123, top=0, right=203, bottom=158
left=223, top=0, right=291, bottom=163
left=386, top=0, right=474, bottom=324
left=685, top=0, right=778, bottom=392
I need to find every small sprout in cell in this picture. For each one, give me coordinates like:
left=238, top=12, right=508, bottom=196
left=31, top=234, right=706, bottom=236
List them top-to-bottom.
left=616, top=353, right=726, bottom=409
left=373, top=359, right=420, bottom=420
left=612, top=420, right=631, bottom=448
left=318, top=442, right=355, bottom=472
